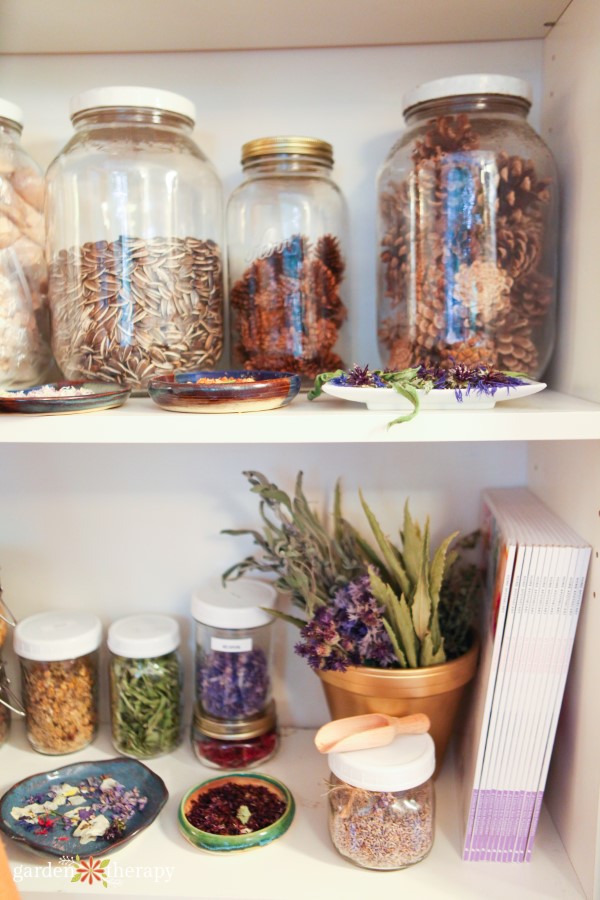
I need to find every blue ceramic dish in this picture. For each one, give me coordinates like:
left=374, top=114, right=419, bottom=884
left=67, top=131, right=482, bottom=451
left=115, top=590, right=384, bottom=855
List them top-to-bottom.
left=147, top=370, right=301, bottom=413
left=0, top=381, right=130, bottom=415
left=0, top=757, right=167, bottom=858
left=178, top=773, right=295, bottom=852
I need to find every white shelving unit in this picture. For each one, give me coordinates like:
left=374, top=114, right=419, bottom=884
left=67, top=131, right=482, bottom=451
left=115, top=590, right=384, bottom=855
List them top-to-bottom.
left=1, top=0, right=599, bottom=897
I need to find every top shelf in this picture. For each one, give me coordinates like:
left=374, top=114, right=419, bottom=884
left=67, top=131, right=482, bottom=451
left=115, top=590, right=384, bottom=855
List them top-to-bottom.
left=2, top=0, right=568, bottom=55
left=1, top=390, right=599, bottom=445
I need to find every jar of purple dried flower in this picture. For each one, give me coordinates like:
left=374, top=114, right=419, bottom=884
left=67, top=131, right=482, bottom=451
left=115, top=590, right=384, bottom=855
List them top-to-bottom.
left=191, top=579, right=277, bottom=722
left=328, top=733, right=436, bottom=870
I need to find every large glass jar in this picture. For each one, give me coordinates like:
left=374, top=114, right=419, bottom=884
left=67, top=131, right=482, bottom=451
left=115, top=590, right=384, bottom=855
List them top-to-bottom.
left=377, top=74, right=558, bottom=379
left=46, top=86, right=224, bottom=392
left=0, top=98, right=53, bottom=389
left=226, top=136, right=348, bottom=385
left=192, top=579, right=277, bottom=721
left=14, top=611, right=101, bottom=754
left=108, top=614, right=183, bottom=758
left=327, top=733, right=436, bottom=870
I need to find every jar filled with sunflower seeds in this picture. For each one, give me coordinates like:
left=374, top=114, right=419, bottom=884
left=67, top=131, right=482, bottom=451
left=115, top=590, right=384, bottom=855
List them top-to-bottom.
left=377, top=74, right=557, bottom=379
left=46, top=86, right=224, bottom=392
left=226, top=136, right=349, bottom=386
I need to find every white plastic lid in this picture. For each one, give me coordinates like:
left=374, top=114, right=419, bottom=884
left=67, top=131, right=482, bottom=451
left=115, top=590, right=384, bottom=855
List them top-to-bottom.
left=403, top=74, right=532, bottom=114
left=69, top=86, right=196, bottom=124
left=0, top=98, right=24, bottom=127
left=191, top=579, right=277, bottom=629
left=14, top=611, right=102, bottom=661
left=107, top=614, right=180, bottom=658
left=328, top=732, right=436, bottom=792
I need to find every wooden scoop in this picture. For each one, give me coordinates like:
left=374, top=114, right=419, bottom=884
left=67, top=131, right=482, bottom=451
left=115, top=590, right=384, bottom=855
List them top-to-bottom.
left=314, top=712, right=430, bottom=754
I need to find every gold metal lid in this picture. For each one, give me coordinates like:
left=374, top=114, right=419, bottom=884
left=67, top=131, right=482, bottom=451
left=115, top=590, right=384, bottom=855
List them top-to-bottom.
left=241, top=136, right=333, bottom=165
left=193, top=700, right=277, bottom=741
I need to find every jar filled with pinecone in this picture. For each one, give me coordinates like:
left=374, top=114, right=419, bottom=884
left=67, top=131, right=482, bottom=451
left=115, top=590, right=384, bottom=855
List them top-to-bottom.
left=376, top=75, right=557, bottom=378
left=226, top=136, right=348, bottom=385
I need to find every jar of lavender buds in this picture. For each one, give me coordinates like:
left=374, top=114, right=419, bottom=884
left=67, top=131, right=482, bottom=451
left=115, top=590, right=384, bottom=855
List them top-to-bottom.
left=191, top=580, right=277, bottom=723
left=328, top=733, right=436, bottom=870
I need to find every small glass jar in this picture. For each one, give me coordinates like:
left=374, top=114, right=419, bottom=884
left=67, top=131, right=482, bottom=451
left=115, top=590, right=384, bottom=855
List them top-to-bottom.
left=377, top=74, right=558, bottom=378
left=46, top=86, right=224, bottom=392
left=0, top=98, right=54, bottom=389
left=226, top=136, right=349, bottom=385
left=192, top=579, right=277, bottom=720
left=14, top=611, right=101, bottom=754
left=108, top=614, right=183, bottom=758
left=0, top=659, right=25, bottom=747
left=192, top=700, right=279, bottom=769
left=327, top=733, right=436, bottom=870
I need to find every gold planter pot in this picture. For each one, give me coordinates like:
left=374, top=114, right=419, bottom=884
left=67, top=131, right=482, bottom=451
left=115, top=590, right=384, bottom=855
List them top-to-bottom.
left=317, top=638, right=479, bottom=774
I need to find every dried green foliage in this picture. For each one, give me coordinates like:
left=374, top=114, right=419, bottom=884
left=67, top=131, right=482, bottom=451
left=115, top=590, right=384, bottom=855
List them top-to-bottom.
left=223, top=471, right=478, bottom=668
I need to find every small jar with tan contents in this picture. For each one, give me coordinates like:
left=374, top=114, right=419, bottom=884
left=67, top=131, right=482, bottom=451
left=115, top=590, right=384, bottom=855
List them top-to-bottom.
left=14, top=611, right=101, bottom=754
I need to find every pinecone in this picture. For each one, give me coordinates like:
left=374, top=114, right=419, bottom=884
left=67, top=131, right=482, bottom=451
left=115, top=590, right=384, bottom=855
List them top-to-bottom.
left=412, top=114, right=480, bottom=164
left=495, top=151, right=551, bottom=218
left=379, top=179, right=412, bottom=301
left=496, top=215, right=542, bottom=280
left=314, top=234, right=345, bottom=284
left=300, top=258, right=347, bottom=328
left=452, top=260, right=513, bottom=327
left=510, top=270, right=553, bottom=325
left=492, top=307, right=539, bottom=374
left=437, top=336, right=498, bottom=369
left=387, top=337, right=416, bottom=370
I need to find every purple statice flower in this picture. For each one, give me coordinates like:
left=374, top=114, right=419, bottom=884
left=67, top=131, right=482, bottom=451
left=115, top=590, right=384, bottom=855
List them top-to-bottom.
left=295, top=575, right=397, bottom=672
left=198, top=648, right=270, bottom=718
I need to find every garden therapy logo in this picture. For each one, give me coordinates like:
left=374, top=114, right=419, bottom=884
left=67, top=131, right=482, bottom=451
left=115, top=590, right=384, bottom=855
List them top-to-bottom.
left=71, top=855, right=110, bottom=888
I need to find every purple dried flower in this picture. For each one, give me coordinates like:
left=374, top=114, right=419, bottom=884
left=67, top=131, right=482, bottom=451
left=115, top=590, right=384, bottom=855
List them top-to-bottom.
left=198, top=648, right=270, bottom=718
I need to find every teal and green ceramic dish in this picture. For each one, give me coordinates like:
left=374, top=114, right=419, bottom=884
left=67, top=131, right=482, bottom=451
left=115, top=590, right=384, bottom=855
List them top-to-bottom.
left=147, top=370, right=301, bottom=413
left=178, top=772, right=295, bottom=852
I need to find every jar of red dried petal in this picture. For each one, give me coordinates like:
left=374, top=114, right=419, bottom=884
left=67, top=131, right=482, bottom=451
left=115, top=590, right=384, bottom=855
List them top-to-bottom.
left=377, top=74, right=557, bottom=379
left=226, top=136, right=349, bottom=386
left=192, top=701, right=279, bottom=769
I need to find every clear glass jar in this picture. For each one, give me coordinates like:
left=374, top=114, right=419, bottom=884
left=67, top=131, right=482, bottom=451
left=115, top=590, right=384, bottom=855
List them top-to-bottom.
left=377, top=74, right=558, bottom=379
left=46, top=86, right=224, bottom=392
left=0, top=98, right=54, bottom=389
left=226, top=136, right=348, bottom=385
left=192, top=579, right=277, bottom=720
left=14, top=611, right=101, bottom=754
left=108, top=614, right=183, bottom=758
left=0, top=659, right=25, bottom=747
left=192, top=700, right=279, bottom=769
left=327, top=733, right=436, bottom=870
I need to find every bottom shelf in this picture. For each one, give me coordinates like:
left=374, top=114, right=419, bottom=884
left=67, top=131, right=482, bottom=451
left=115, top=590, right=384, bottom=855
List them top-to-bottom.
left=2, top=726, right=585, bottom=899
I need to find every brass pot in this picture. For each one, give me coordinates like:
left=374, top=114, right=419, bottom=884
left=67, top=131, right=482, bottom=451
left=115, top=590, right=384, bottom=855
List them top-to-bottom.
left=317, top=638, right=479, bottom=774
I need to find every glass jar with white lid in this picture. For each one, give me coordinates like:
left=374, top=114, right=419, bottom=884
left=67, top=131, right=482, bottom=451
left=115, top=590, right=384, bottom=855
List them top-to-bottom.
left=377, top=74, right=557, bottom=379
left=45, top=85, right=225, bottom=392
left=192, top=579, right=277, bottom=721
left=14, top=611, right=102, bottom=754
left=108, top=613, right=183, bottom=758
left=328, top=732, right=436, bottom=870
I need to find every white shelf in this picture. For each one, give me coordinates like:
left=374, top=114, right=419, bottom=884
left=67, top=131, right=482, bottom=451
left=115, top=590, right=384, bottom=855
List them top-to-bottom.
left=1, top=0, right=569, bottom=55
left=0, top=390, right=599, bottom=445
left=3, top=726, right=584, bottom=899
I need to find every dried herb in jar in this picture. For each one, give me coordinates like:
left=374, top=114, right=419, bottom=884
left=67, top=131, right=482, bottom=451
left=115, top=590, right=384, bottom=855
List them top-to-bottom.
left=230, top=233, right=347, bottom=380
left=197, top=647, right=270, bottom=718
left=110, top=653, right=182, bottom=758
left=21, top=656, right=98, bottom=754
left=193, top=728, right=278, bottom=769
left=185, top=781, right=286, bottom=835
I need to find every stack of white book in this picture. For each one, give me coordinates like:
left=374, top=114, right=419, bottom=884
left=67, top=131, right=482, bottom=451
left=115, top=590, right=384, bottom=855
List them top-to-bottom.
left=459, top=487, right=591, bottom=862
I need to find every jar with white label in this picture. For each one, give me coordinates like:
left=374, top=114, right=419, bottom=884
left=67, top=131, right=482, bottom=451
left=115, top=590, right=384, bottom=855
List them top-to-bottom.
left=192, top=579, right=277, bottom=721
left=14, top=611, right=102, bottom=754
left=328, top=733, right=436, bottom=870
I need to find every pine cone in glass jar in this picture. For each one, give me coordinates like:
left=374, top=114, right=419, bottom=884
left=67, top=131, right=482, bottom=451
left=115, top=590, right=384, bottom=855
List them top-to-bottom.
left=411, top=114, right=480, bottom=164
left=495, top=151, right=551, bottom=218
left=379, top=179, right=411, bottom=301
left=497, top=215, right=543, bottom=281
left=314, top=234, right=345, bottom=285
left=452, top=260, right=513, bottom=327
left=510, top=270, right=554, bottom=326
left=492, top=306, right=539, bottom=374
left=437, top=336, right=498, bottom=369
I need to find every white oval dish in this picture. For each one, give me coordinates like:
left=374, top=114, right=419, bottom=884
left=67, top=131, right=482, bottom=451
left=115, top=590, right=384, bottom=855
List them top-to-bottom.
left=322, top=381, right=546, bottom=411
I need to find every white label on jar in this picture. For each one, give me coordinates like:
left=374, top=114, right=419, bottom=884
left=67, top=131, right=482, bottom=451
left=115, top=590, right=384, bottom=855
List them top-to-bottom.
left=211, top=637, right=253, bottom=653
